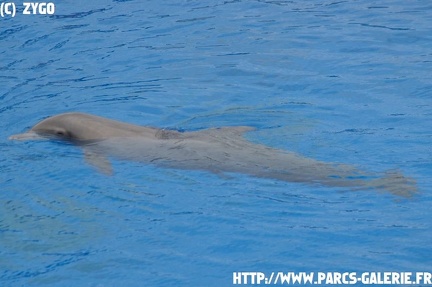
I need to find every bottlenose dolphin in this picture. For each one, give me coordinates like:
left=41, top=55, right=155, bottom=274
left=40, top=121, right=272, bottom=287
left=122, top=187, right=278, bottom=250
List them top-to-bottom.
left=9, top=112, right=417, bottom=197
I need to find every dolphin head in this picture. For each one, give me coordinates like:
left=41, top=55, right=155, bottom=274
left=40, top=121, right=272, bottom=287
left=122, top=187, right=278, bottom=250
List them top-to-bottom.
left=9, top=112, right=118, bottom=143
left=9, top=112, right=157, bottom=143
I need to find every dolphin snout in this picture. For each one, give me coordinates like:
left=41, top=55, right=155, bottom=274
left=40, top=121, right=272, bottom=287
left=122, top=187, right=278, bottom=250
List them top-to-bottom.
left=9, top=131, right=43, bottom=141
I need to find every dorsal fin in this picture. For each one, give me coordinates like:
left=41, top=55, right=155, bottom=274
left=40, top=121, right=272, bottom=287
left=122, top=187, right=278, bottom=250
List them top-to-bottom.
left=156, top=126, right=255, bottom=140
left=198, top=126, right=256, bottom=138
left=210, top=126, right=255, bottom=135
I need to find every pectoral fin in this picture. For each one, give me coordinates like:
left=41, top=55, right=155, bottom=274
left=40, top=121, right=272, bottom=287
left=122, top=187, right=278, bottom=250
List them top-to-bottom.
left=83, top=148, right=113, bottom=175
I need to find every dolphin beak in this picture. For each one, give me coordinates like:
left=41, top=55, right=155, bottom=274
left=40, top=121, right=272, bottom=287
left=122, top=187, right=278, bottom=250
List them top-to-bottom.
left=8, top=131, right=44, bottom=141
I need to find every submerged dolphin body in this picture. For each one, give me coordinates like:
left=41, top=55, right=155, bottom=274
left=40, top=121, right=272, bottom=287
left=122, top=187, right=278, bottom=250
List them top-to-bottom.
left=9, top=112, right=417, bottom=197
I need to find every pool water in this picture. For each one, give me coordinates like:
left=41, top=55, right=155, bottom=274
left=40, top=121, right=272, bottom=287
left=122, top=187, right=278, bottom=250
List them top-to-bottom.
left=1, top=0, right=431, bottom=286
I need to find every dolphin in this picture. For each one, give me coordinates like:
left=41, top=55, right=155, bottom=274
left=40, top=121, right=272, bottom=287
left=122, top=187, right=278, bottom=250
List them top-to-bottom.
left=9, top=112, right=417, bottom=197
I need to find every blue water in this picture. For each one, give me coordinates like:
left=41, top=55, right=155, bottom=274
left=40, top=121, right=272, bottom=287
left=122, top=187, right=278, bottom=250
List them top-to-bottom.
left=1, top=0, right=431, bottom=286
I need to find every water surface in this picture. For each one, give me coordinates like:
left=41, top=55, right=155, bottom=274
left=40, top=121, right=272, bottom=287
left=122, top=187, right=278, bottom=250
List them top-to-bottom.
left=1, top=0, right=431, bottom=286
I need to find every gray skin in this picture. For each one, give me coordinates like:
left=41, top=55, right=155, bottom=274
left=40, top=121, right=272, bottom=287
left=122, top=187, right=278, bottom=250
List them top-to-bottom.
left=9, top=112, right=417, bottom=197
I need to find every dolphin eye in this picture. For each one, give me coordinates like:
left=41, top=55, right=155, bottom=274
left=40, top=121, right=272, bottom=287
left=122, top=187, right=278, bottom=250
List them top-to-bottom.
left=54, top=129, right=68, bottom=137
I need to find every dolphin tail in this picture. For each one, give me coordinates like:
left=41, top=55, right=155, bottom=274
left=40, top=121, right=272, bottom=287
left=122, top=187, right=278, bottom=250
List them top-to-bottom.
left=367, top=170, right=418, bottom=198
